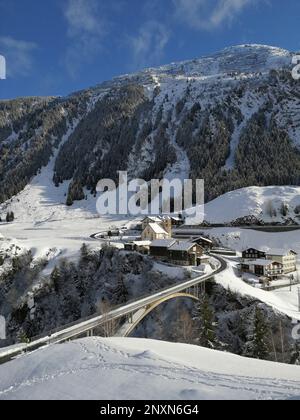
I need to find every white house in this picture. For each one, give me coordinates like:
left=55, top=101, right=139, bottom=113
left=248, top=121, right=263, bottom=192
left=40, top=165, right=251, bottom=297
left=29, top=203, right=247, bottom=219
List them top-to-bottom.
left=141, top=217, right=163, bottom=231
left=141, top=223, right=170, bottom=241
left=266, top=249, right=297, bottom=274
left=241, top=259, right=283, bottom=279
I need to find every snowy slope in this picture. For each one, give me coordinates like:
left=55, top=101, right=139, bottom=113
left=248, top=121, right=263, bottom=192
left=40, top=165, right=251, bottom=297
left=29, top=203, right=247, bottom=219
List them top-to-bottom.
left=1, top=44, right=300, bottom=211
left=120, top=44, right=292, bottom=84
left=0, top=165, right=129, bottom=275
left=203, top=186, right=300, bottom=224
left=215, top=256, right=300, bottom=321
left=0, top=337, right=299, bottom=400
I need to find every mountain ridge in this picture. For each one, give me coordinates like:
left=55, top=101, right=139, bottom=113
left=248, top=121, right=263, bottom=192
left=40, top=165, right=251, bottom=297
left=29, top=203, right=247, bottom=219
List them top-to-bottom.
left=1, top=44, right=299, bottom=206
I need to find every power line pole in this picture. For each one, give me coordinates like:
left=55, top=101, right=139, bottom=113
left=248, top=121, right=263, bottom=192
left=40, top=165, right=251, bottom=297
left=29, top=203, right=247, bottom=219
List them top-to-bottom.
left=298, top=287, right=300, bottom=312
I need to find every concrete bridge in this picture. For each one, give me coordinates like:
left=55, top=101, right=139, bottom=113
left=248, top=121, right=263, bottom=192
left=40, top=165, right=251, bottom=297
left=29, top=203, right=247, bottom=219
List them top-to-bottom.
left=0, top=256, right=227, bottom=365
left=116, top=287, right=204, bottom=338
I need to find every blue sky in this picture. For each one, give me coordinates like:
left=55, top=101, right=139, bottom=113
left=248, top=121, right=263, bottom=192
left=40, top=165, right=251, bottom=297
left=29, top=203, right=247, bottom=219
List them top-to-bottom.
left=0, top=0, right=300, bottom=99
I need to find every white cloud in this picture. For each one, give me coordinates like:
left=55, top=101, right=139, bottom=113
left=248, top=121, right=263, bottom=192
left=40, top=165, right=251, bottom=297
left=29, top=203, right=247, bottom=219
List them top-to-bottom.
left=63, top=0, right=107, bottom=78
left=65, top=0, right=103, bottom=37
left=173, top=0, right=257, bottom=31
left=130, top=21, right=170, bottom=70
left=0, top=36, right=37, bottom=77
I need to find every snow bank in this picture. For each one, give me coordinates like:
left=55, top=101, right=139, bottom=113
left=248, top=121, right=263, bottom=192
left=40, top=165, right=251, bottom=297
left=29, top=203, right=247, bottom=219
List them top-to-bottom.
left=0, top=337, right=299, bottom=400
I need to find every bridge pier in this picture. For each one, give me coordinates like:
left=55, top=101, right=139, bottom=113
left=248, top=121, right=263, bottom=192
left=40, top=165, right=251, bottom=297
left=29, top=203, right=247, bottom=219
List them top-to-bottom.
left=184, top=282, right=205, bottom=300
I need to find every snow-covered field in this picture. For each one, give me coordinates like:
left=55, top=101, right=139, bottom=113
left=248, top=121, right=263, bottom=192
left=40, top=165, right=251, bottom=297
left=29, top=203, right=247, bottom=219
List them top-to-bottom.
left=204, top=186, right=300, bottom=224
left=208, top=226, right=300, bottom=258
left=0, top=337, right=299, bottom=400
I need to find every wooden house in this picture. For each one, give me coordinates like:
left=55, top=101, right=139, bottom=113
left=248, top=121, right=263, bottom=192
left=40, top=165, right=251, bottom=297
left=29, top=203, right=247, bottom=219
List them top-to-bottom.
left=192, top=236, right=213, bottom=250
left=149, top=239, right=177, bottom=260
left=168, top=242, right=203, bottom=266
left=242, top=248, right=267, bottom=260
left=241, top=259, right=283, bottom=279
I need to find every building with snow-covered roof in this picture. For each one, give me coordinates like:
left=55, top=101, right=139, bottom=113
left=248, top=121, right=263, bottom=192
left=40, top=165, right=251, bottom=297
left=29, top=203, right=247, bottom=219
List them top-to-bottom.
left=170, top=216, right=184, bottom=227
left=141, top=217, right=163, bottom=231
left=141, top=223, right=170, bottom=241
left=192, top=236, right=213, bottom=250
left=149, top=239, right=204, bottom=266
left=150, top=239, right=177, bottom=260
left=124, top=241, right=151, bottom=254
left=168, top=242, right=203, bottom=266
left=242, top=248, right=267, bottom=260
left=266, top=249, right=297, bottom=274
left=241, top=259, right=283, bottom=280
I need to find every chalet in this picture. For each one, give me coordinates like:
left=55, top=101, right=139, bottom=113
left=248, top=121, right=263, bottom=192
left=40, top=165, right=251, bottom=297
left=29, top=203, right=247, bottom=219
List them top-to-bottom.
left=141, top=216, right=172, bottom=237
left=170, top=216, right=184, bottom=227
left=141, top=217, right=163, bottom=231
left=141, top=223, right=170, bottom=241
left=107, top=229, right=121, bottom=237
left=192, top=236, right=213, bottom=251
left=150, top=239, right=177, bottom=260
left=124, top=241, right=151, bottom=255
left=168, top=242, right=203, bottom=266
left=124, top=243, right=135, bottom=252
left=242, top=248, right=267, bottom=260
left=266, top=249, right=297, bottom=274
left=241, top=259, right=283, bottom=280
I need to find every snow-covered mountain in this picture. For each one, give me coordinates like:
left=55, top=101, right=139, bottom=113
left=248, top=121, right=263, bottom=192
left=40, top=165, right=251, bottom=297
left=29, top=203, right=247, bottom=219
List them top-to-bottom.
left=0, top=44, right=299, bottom=208
left=121, top=44, right=292, bottom=81
left=0, top=337, right=299, bottom=400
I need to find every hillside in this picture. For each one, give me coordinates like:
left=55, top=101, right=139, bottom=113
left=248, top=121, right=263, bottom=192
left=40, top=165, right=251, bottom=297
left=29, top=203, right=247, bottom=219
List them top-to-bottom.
left=1, top=44, right=300, bottom=206
left=204, top=186, right=300, bottom=224
left=0, top=337, right=299, bottom=400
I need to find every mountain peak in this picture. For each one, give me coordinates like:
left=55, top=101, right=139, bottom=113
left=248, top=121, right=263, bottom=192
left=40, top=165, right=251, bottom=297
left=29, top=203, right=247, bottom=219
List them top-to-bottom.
left=153, top=43, right=292, bottom=78
left=221, top=43, right=290, bottom=54
left=111, top=44, right=292, bottom=90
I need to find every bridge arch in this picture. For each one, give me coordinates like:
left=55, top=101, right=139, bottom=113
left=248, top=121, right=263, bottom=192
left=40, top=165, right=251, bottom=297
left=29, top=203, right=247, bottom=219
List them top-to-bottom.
left=121, top=292, right=200, bottom=338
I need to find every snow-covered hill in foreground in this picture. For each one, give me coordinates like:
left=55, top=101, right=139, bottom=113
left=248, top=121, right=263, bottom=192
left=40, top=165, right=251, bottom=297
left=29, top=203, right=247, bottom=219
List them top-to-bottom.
left=0, top=337, right=299, bottom=400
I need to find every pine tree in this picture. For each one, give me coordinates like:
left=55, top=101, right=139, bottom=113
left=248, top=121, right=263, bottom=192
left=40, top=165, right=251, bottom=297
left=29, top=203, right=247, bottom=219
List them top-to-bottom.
left=66, top=193, right=73, bottom=207
left=280, top=202, right=289, bottom=217
left=6, top=212, right=15, bottom=222
left=80, top=243, right=90, bottom=263
left=50, top=266, right=61, bottom=293
left=114, top=274, right=128, bottom=304
left=196, top=294, right=217, bottom=349
left=243, top=307, right=270, bottom=360
left=17, top=328, right=30, bottom=344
